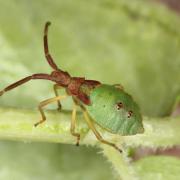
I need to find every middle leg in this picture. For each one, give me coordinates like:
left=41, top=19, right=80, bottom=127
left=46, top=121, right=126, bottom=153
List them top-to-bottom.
left=70, top=104, right=80, bottom=146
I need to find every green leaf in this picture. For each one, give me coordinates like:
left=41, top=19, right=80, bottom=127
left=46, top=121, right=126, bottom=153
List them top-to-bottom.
left=0, top=0, right=180, bottom=179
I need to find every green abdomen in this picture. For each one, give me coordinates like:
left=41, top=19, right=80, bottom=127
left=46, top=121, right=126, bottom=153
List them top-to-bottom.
left=85, top=84, right=142, bottom=135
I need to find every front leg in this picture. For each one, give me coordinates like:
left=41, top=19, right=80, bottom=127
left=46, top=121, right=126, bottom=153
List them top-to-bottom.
left=53, top=84, right=63, bottom=110
left=34, top=95, right=67, bottom=127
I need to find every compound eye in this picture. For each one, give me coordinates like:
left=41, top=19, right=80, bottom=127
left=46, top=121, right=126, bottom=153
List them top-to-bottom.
left=116, top=102, right=123, bottom=110
left=127, top=110, right=133, bottom=118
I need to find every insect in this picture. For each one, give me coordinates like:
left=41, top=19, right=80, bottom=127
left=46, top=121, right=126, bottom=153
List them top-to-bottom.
left=0, top=22, right=144, bottom=152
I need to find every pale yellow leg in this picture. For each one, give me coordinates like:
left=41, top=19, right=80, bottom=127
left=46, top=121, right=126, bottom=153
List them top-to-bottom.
left=53, top=84, right=63, bottom=110
left=114, top=84, right=124, bottom=90
left=34, top=95, right=67, bottom=127
left=71, top=104, right=80, bottom=146
left=83, top=110, right=122, bottom=153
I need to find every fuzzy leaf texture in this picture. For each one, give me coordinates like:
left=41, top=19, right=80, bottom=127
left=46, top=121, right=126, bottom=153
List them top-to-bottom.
left=0, top=0, right=180, bottom=180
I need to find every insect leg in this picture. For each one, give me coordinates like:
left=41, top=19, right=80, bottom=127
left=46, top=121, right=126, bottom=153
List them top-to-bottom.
left=44, top=22, right=59, bottom=71
left=0, top=74, right=54, bottom=96
left=53, top=84, right=63, bottom=110
left=114, top=84, right=124, bottom=90
left=34, top=95, right=67, bottom=127
left=70, top=104, right=80, bottom=146
left=83, top=110, right=122, bottom=153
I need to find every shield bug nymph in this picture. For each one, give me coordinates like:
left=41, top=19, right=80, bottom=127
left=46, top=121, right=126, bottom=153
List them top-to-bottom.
left=0, top=22, right=144, bottom=152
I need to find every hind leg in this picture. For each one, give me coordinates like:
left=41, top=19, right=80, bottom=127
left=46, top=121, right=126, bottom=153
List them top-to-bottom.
left=82, top=110, right=122, bottom=153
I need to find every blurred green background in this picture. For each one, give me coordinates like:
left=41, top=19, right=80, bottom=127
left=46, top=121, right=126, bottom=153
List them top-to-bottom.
left=0, top=0, right=180, bottom=179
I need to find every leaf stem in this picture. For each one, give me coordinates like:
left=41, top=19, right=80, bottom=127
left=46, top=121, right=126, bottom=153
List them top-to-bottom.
left=0, top=107, right=180, bottom=179
left=0, top=107, right=179, bottom=146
